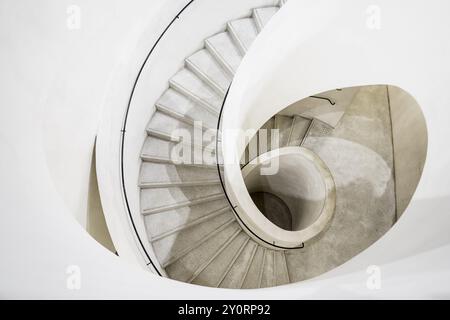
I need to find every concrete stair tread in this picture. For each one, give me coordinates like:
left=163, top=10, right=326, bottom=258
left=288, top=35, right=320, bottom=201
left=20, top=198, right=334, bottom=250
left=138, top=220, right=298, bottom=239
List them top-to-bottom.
left=253, top=7, right=279, bottom=32
left=227, top=18, right=259, bottom=54
left=205, top=32, right=243, bottom=76
left=186, top=49, right=231, bottom=95
left=170, top=68, right=222, bottom=114
left=156, top=88, right=218, bottom=129
left=147, top=110, right=217, bottom=146
left=147, top=111, right=201, bottom=142
left=274, top=115, right=294, bottom=148
left=288, top=115, right=312, bottom=146
left=258, top=116, right=275, bottom=154
left=246, top=130, right=259, bottom=165
left=141, top=136, right=220, bottom=167
left=139, top=162, right=221, bottom=188
left=140, top=184, right=224, bottom=215
left=144, top=198, right=230, bottom=240
left=150, top=207, right=231, bottom=242
left=154, top=215, right=235, bottom=267
left=165, top=221, right=240, bottom=281
left=188, top=229, right=244, bottom=285
left=191, top=231, right=249, bottom=287
left=215, top=237, right=251, bottom=287
left=219, top=240, right=258, bottom=288
left=241, top=246, right=265, bottom=289
left=260, top=250, right=275, bottom=288
left=275, top=251, right=290, bottom=286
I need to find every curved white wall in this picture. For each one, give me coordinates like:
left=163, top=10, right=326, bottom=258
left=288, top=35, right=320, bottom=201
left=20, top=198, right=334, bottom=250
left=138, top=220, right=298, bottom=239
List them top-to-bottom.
left=222, top=0, right=450, bottom=287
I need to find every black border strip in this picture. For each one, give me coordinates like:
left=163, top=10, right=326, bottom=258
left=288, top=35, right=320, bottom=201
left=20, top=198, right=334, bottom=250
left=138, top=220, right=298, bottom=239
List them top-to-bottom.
left=120, top=0, right=196, bottom=277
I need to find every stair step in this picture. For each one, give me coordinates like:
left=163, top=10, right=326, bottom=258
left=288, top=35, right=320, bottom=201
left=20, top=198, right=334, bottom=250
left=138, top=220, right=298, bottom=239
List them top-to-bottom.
left=279, top=0, right=289, bottom=7
left=253, top=7, right=279, bottom=32
left=227, top=18, right=259, bottom=55
left=205, top=32, right=243, bottom=76
left=186, top=49, right=231, bottom=96
left=169, top=68, right=222, bottom=114
left=156, top=88, right=219, bottom=130
left=147, top=111, right=217, bottom=146
left=274, top=115, right=294, bottom=148
left=288, top=115, right=312, bottom=146
left=258, top=116, right=275, bottom=155
left=241, top=117, right=277, bottom=167
left=302, top=118, right=334, bottom=144
left=246, top=130, right=259, bottom=165
left=141, top=136, right=220, bottom=167
left=139, top=162, right=221, bottom=188
left=140, top=184, right=225, bottom=215
left=144, top=198, right=230, bottom=239
left=150, top=206, right=231, bottom=242
left=155, top=216, right=235, bottom=268
left=163, top=218, right=237, bottom=271
left=188, top=229, right=243, bottom=284
left=216, top=237, right=251, bottom=287
left=219, top=240, right=258, bottom=288
left=241, top=245, right=265, bottom=289
left=257, top=249, right=267, bottom=288
left=260, top=250, right=275, bottom=288
left=274, top=251, right=290, bottom=286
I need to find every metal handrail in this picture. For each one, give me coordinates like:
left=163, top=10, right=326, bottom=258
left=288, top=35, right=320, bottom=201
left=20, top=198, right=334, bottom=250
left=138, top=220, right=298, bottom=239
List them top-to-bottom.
left=120, top=0, right=196, bottom=276
left=310, top=95, right=336, bottom=105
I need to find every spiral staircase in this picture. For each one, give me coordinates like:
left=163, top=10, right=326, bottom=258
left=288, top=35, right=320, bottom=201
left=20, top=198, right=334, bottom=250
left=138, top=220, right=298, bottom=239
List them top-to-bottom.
left=3, top=0, right=449, bottom=299
left=130, top=0, right=431, bottom=290
left=137, top=0, right=407, bottom=288
left=139, top=1, right=298, bottom=289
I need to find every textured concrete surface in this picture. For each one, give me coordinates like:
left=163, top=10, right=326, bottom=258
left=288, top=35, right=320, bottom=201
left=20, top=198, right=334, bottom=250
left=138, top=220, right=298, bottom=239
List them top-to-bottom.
left=286, top=85, right=396, bottom=282
left=389, top=86, right=428, bottom=218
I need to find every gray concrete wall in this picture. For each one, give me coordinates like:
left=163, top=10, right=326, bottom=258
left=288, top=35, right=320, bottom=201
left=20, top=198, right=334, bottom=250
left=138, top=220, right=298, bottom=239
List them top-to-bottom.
left=389, top=86, right=428, bottom=219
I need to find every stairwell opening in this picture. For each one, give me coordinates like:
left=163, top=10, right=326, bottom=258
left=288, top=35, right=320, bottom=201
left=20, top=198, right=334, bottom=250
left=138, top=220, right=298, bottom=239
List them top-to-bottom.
left=242, top=147, right=332, bottom=232
left=250, top=191, right=293, bottom=230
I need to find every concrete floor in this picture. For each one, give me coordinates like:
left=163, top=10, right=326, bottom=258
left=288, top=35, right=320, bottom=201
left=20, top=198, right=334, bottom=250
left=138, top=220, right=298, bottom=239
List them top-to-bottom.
left=286, top=85, right=396, bottom=282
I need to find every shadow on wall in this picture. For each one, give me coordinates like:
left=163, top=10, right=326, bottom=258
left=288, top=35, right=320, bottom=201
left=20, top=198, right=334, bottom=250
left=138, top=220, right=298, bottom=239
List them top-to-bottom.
left=87, top=144, right=116, bottom=253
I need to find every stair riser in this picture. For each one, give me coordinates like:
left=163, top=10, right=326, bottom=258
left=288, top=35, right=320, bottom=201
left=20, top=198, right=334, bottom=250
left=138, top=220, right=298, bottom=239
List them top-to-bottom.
left=142, top=193, right=225, bottom=216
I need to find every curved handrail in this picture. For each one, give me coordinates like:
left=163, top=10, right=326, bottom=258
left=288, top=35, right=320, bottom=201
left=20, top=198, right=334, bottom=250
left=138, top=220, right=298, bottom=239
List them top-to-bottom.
left=120, top=0, right=196, bottom=276
left=215, top=84, right=305, bottom=250
left=310, top=95, right=336, bottom=105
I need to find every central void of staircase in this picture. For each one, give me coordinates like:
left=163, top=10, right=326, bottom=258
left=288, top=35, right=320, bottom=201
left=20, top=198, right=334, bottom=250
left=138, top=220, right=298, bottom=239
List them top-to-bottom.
left=242, top=147, right=336, bottom=240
